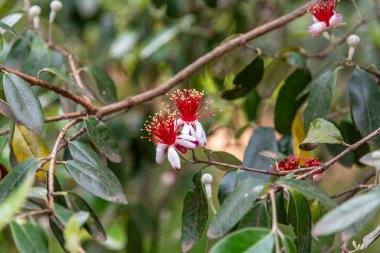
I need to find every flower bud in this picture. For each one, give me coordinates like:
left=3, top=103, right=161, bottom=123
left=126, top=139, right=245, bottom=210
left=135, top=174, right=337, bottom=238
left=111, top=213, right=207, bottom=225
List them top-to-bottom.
left=50, top=0, right=63, bottom=12
left=28, top=5, right=41, bottom=18
left=347, top=34, right=360, bottom=48
left=201, top=173, right=213, bottom=185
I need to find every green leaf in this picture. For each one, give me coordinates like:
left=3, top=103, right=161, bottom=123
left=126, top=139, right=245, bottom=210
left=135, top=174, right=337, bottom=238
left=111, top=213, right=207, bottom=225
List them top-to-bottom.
left=0, top=21, right=22, bottom=38
left=0, top=33, right=3, bottom=53
left=286, top=52, right=307, bottom=69
left=221, top=56, right=264, bottom=100
left=257, top=57, right=292, bottom=98
left=85, top=66, right=117, bottom=104
left=38, top=67, right=76, bottom=87
left=275, top=68, right=311, bottom=134
left=349, top=69, right=380, bottom=142
left=303, top=70, right=337, bottom=131
left=3, top=73, right=44, bottom=135
left=244, top=89, right=261, bottom=121
left=85, top=117, right=122, bottom=163
left=300, top=118, right=344, bottom=151
left=243, top=127, right=278, bottom=180
left=66, top=141, right=128, bottom=204
left=359, top=150, right=380, bottom=169
left=210, top=151, right=241, bottom=171
left=0, top=158, right=38, bottom=201
left=217, top=170, right=251, bottom=204
left=0, top=173, right=35, bottom=230
left=181, top=173, right=208, bottom=253
left=276, top=177, right=336, bottom=208
left=208, top=178, right=265, bottom=239
left=287, top=189, right=311, bottom=253
left=313, top=189, right=380, bottom=236
left=275, top=190, right=288, bottom=225
left=67, top=192, right=107, bottom=241
left=239, top=200, right=270, bottom=229
left=53, top=204, right=89, bottom=227
left=64, top=215, right=84, bottom=253
left=49, top=218, right=67, bottom=252
left=127, top=219, right=143, bottom=253
left=10, top=221, right=48, bottom=253
left=209, top=228, right=274, bottom=253
left=281, top=235, right=297, bottom=253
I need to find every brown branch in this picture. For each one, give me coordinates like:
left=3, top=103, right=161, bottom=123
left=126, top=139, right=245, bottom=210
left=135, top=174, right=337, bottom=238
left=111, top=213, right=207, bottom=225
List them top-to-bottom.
left=96, top=2, right=310, bottom=117
left=302, top=11, right=380, bottom=59
left=0, top=64, right=98, bottom=112
left=46, top=111, right=87, bottom=123
left=48, top=118, right=83, bottom=208
left=296, top=128, right=380, bottom=180
left=0, top=129, right=9, bottom=136
left=17, top=208, right=52, bottom=219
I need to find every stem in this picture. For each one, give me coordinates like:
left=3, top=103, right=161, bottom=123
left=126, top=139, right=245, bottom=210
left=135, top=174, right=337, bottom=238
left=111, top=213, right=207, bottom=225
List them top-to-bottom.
left=351, top=0, right=363, bottom=19
left=269, top=189, right=281, bottom=253
left=208, top=197, right=217, bottom=215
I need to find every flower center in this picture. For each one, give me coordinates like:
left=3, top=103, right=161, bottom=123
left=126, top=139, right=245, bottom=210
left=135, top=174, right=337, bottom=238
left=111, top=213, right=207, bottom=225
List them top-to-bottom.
left=307, top=0, right=337, bottom=27
left=144, top=111, right=178, bottom=145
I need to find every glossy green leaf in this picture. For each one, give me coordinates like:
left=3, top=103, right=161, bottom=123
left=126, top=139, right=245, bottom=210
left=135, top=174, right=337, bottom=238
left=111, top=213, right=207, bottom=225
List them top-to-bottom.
left=286, top=52, right=307, bottom=69
left=221, top=56, right=264, bottom=100
left=257, top=57, right=292, bottom=98
left=85, top=65, right=117, bottom=104
left=275, top=68, right=311, bottom=134
left=349, top=69, right=380, bottom=142
left=303, top=70, right=337, bottom=131
left=3, top=73, right=44, bottom=135
left=244, top=89, right=261, bottom=121
left=0, top=99, right=16, bottom=120
left=85, top=117, right=122, bottom=163
left=300, top=118, right=344, bottom=151
left=243, top=127, right=278, bottom=180
left=66, top=141, right=128, bottom=204
left=210, top=151, right=241, bottom=171
left=0, top=158, right=38, bottom=201
left=217, top=170, right=251, bottom=204
left=0, top=173, right=35, bottom=230
left=181, top=173, right=208, bottom=252
left=277, top=177, right=336, bottom=208
left=208, top=178, right=265, bottom=239
left=287, top=189, right=311, bottom=253
left=313, top=189, right=380, bottom=236
left=275, top=190, right=288, bottom=225
left=68, top=192, right=107, bottom=241
left=239, top=200, right=270, bottom=229
left=53, top=204, right=89, bottom=227
left=64, top=215, right=84, bottom=253
left=49, top=218, right=67, bottom=252
left=10, top=221, right=48, bottom=253
left=209, top=228, right=274, bottom=253
left=281, top=236, right=297, bottom=253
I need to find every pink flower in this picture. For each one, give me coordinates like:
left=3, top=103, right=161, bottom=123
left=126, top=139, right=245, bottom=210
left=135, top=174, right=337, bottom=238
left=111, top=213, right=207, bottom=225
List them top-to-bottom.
left=307, top=0, right=343, bottom=37
left=169, top=89, right=213, bottom=147
left=144, top=111, right=198, bottom=170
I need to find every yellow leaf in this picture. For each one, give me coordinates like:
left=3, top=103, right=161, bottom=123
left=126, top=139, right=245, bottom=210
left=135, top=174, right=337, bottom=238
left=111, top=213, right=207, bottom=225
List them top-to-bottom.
left=291, top=110, right=309, bottom=160
left=12, top=125, right=50, bottom=181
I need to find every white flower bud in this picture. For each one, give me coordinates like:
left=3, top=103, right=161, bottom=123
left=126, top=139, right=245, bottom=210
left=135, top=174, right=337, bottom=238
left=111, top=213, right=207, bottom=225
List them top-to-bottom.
left=50, top=0, right=63, bottom=12
left=28, top=5, right=41, bottom=18
left=347, top=34, right=360, bottom=48
left=201, top=173, right=213, bottom=185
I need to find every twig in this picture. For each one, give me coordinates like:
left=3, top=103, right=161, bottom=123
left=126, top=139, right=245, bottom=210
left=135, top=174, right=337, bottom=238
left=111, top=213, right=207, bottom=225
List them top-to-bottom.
left=96, top=2, right=310, bottom=117
left=0, top=65, right=97, bottom=113
left=327, top=107, right=350, bottom=119
left=46, top=112, right=88, bottom=123
left=48, top=118, right=83, bottom=208
left=296, top=128, right=380, bottom=180
left=0, top=129, right=9, bottom=136
left=334, top=171, right=376, bottom=202
left=269, top=188, right=281, bottom=253
left=17, top=209, right=52, bottom=219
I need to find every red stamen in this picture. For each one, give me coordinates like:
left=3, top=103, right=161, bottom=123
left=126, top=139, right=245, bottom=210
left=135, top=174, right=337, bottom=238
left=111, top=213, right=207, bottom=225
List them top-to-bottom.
left=307, top=0, right=337, bottom=27
left=143, top=110, right=178, bottom=146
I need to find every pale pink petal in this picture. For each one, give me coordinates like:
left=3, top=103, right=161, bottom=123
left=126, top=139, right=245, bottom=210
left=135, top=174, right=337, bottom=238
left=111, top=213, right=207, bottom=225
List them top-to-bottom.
left=329, top=12, right=342, bottom=28
left=308, top=21, right=326, bottom=37
left=195, top=121, right=206, bottom=147
left=181, top=123, right=191, bottom=135
left=177, top=134, right=197, bottom=142
left=176, top=138, right=197, bottom=149
left=155, top=143, right=166, bottom=164
left=168, top=146, right=181, bottom=170
left=313, top=173, right=323, bottom=182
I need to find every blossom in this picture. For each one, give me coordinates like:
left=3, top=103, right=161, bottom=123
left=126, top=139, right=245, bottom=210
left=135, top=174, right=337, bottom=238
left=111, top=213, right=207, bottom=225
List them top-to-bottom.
left=307, top=0, right=343, bottom=37
left=169, top=88, right=213, bottom=147
left=144, top=111, right=198, bottom=170
left=276, top=155, right=323, bottom=181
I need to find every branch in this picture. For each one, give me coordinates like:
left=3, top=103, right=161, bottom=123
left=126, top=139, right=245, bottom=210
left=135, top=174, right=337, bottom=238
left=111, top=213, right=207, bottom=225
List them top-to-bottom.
left=96, top=2, right=310, bottom=117
left=0, top=64, right=98, bottom=112
left=47, top=118, right=83, bottom=208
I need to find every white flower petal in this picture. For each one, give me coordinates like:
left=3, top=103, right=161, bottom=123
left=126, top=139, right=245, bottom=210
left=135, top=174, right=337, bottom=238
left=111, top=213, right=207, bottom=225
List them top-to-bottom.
left=329, top=12, right=342, bottom=28
left=308, top=21, right=326, bottom=37
left=195, top=121, right=206, bottom=147
left=181, top=123, right=191, bottom=135
left=177, top=134, right=197, bottom=142
left=176, top=138, right=197, bottom=149
left=155, top=143, right=166, bottom=164
left=168, top=146, right=181, bottom=170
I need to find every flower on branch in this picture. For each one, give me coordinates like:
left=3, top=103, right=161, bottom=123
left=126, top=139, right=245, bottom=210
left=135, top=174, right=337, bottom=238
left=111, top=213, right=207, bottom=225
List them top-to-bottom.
left=307, top=0, right=343, bottom=37
left=169, top=88, right=214, bottom=147
left=143, top=110, right=198, bottom=170
left=276, top=155, right=323, bottom=181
